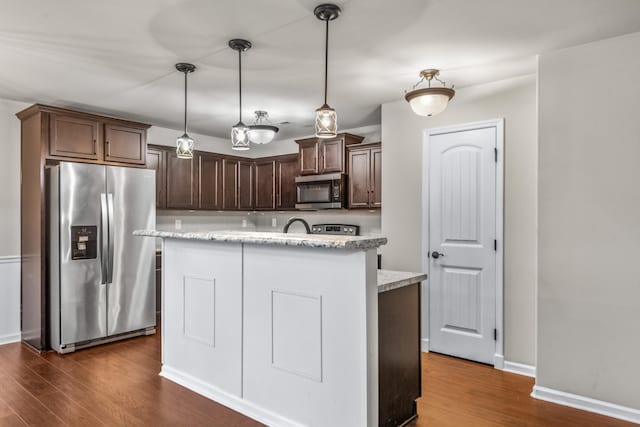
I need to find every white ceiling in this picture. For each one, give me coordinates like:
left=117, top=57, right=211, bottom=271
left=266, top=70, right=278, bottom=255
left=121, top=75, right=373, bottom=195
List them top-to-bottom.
left=2, top=0, right=640, bottom=140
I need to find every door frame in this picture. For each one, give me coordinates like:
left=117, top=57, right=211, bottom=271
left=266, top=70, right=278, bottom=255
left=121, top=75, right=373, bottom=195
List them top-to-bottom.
left=421, top=118, right=505, bottom=367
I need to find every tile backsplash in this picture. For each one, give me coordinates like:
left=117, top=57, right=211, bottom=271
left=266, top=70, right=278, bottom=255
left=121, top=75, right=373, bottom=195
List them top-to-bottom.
left=156, top=210, right=381, bottom=236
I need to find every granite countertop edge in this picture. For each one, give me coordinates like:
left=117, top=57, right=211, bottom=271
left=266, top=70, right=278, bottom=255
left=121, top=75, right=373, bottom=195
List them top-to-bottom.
left=134, top=229, right=387, bottom=250
left=377, top=270, right=428, bottom=293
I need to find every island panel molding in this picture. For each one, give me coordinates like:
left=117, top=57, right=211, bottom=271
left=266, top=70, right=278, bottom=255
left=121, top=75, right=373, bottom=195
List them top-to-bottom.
left=148, top=231, right=383, bottom=426
left=163, top=240, right=243, bottom=397
left=242, top=244, right=378, bottom=426
left=183, top=276, right=216, bottom=348
left=270, top=289, right=323, bottom=382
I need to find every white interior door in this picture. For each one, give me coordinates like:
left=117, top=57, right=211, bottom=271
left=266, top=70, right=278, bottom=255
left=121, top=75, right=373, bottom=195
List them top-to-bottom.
left=428, top=125, right=497, bottom=365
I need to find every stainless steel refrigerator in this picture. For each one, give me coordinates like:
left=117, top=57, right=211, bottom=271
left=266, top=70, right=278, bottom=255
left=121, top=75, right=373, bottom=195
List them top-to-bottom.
left=48, top=162, right=156, bottom=353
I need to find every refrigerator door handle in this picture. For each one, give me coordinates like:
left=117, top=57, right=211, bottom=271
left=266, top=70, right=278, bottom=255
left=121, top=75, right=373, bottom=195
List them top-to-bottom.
left=100, top=193, right=108, bottom=285
left=107, top=193, right=115, bottom=284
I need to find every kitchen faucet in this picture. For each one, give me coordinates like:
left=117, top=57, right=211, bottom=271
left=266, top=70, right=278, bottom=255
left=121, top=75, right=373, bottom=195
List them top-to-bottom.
left=283, top=217, right=311, bottom=234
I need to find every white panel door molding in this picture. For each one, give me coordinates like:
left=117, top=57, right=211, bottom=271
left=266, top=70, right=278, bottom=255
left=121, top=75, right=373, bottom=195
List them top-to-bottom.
left=422, top=119, right=504, bottom=365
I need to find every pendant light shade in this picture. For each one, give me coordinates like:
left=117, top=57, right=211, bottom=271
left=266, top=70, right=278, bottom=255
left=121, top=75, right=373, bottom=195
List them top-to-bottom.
left=314, top=4, right=341, bottom=139
left=229, top=39, right=252, bottom=151
left=175, top=63, right=196, bottom=159
left=404, top=69, right=455, bottom=117
left=315, top=104, right=337, bottom=138
left=248, top=110, right=279, bottom=144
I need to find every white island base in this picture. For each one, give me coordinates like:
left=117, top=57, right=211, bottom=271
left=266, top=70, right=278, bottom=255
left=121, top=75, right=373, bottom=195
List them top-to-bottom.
left=148, top=232, right=385, bottom=427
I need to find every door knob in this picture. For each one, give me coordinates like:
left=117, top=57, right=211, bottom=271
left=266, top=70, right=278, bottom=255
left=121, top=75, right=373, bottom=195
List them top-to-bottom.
left=431, top=251, right=445, bottom=259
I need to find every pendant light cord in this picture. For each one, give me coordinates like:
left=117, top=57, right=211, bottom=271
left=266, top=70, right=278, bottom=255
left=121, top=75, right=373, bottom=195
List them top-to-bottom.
left=324, top=19, right=329, bottom=105
left=238, top=49, right=243, bottom=123
left=183, top=70, right=188, bottom=134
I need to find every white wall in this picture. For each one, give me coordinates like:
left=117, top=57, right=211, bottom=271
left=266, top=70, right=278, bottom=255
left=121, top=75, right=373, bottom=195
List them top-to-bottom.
left=537, top=32, right=640, bottom=409
left=381, top=75, right=538, bottom=366
left=0, top=98, right=28, bottom=344
left=0, top=98, right=28, bottom=257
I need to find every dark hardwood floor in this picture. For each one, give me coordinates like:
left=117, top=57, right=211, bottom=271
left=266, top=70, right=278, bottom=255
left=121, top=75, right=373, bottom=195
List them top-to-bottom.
left=0, top=333, right=633, bottom=426
left=412, top=352, right=634, bottom=427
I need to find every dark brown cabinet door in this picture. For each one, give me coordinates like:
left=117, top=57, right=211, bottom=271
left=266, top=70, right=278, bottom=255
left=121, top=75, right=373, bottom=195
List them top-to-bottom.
left=49, top=114, right=100, bottom=160
left=104, top=124, right=146, bottom=165
left=320, top=138, right=344, bottom=174
left=299, top=142, right=319, bottom=175
left=146, top=146, right=167, bottom=209
left=371, top=147, right=382, bottom=208
left=348, top=148, right=372, bottom=208
left=166, top=151, right=198, bottom=209
left=198, top=153, right=223, bottom=210
left=276, top=156, right=299, bottom=210
left=223, top=159, right=239, bottom=210
left=254, top=160, right=276, bottom=210
left=238, top=161, right=254, bottom=210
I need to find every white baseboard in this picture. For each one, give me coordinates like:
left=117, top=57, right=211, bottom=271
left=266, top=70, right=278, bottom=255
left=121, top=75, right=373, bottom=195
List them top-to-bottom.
left=0, top=333, right=21, bottom=346
left=421, top=338, right=429, bottom=353
left=493, top=353, right=504, bottom=369
left=503, top=361, right=536, bottom=378
left=160, top=366, right=305, bottom=427
left=532, top=385, right=640, bottom=424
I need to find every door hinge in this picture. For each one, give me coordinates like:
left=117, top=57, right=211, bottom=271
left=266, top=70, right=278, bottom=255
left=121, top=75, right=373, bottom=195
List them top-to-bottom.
left=494, top=148, right=498, bottom=162
left=494, top=239, right=497, bottom=251
left=494, top=329, right=497, bottom=341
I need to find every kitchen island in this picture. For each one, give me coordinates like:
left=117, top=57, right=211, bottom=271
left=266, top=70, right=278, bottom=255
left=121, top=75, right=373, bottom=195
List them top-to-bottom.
left=134, top=230, right=424, bottom=427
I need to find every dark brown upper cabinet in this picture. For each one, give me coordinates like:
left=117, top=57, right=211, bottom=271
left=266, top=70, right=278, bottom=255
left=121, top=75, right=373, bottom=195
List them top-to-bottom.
left=43, top=106, right=150, bottom=166
left=49, top=113, right=100, bottom=160
left=104, top=123, right=146, bottom=165
left=295, top=133, right=364, bottom=176
left=319, top=137, right=344, bottom=173
left=299, top=141, right=319, bottom=175
left=347, top=143, right=382, bottom=209
left=146, top=145, right=167, bottom=209
left=147, top=149, right=304, bottom=213
left=166, top=150, right=198, bottom=209
left=197, top=152, right=223, bottom=210
left=276, top=155, right=299, bottom=210
left=223, top=158, right=239, bottom=210
left=254, top=159, right=276, bottom=210
left=238, top=161, right=254, bottom=210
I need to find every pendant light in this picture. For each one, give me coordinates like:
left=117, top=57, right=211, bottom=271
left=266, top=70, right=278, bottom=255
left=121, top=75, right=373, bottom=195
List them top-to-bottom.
left=314, top=3, right=341, bottom=139
left=229, top=39, right=252, bottom=151
left=175, top=63, right=196, bottom=159
left=404, top=69, right=455, bottom=117
left=248, top=110, right=279, bottom=144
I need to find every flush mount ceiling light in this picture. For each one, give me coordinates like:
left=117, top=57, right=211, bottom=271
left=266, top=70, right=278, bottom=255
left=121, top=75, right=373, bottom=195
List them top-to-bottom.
left=314, top=3, right=341, bottom=139
left=229, top=39, right=252, bottom=151
left=175, top=62, right=196, bottom=159
left=404, top=69, right=455, bottom=117
left=248, top=110, right=279, bottom=144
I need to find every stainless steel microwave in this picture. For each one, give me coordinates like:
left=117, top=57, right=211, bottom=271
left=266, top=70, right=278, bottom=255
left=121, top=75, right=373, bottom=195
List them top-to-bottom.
left=295, top=172, right=346, bottom=209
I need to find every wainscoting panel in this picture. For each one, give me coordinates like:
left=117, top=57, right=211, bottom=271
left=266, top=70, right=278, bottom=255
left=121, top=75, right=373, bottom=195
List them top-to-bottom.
left=0, top=256, right=20, bottom=345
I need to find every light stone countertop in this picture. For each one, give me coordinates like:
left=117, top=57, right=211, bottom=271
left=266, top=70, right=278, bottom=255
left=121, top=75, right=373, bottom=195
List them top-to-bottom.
left=134, top=229, right=387, bottom=250
left=377, top=269, right=427, bottom=293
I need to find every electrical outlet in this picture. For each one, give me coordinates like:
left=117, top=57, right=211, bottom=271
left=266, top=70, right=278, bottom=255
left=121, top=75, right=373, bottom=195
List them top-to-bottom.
left=272, top=217, right=277, bottom=227
left=175, top=219, right=182, bottom=230
left=242, top=219, right=248, bottom=228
